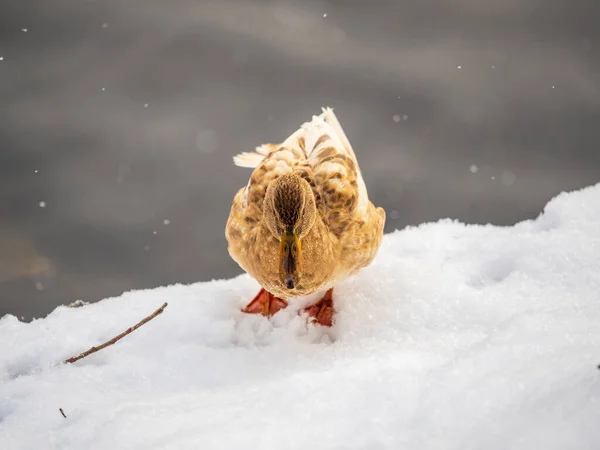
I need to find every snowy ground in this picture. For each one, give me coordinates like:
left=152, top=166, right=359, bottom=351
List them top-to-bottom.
left=1, top=184, right=600, bottom=450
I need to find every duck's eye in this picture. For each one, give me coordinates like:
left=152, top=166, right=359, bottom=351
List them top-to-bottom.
left=291, top=242, right=297, bottom=256
left=282, top=243, right=290, bottom=256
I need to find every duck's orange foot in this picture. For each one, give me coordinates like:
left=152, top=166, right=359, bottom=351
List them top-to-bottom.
left=242, top=288, right=288, bottom=317
left=302, top=288, right=335, bottom=327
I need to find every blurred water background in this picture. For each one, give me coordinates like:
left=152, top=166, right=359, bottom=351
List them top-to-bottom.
left=1, top=0, right=599, bottom=320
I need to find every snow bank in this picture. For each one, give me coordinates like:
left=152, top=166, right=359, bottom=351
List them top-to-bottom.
left=1, top=184, right=600, bottom=450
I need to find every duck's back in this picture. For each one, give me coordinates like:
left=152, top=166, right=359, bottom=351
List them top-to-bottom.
left=228, top=107, right=386, bottom=292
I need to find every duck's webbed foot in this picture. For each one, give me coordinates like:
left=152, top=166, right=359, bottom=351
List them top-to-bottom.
left=242, top=288, right=288, bottom=317
left=302, top=288, right=335, bottom=327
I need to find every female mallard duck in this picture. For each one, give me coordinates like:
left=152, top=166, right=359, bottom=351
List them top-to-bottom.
left=225, top=107, right=385, bottom=326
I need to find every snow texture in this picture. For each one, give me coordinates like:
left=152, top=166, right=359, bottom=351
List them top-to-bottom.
left=1, top=184, right=600, bottom=450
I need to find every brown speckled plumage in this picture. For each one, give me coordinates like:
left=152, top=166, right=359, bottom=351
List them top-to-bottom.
left=226, top=107, right=385, bottom=299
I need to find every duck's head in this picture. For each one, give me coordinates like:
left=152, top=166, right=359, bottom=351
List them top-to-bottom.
left=263, top=173, right=317, bottom=290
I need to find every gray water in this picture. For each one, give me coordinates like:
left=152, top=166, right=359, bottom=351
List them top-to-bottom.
left=1, top=0, right=599, bottom=320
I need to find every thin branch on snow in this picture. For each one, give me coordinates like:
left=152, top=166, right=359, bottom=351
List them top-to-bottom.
left=63, top=302, right=168, bottom=364
left=59, top=408, right=67, bottom=418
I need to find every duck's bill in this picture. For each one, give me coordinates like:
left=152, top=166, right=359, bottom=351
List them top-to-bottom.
left=280, top=231, right=301, bottom=289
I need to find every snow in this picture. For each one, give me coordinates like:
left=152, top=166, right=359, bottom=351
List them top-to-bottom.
left=2, top=184, right=600, bottom=450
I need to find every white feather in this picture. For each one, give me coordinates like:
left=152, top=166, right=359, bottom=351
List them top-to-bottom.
left=233, top=152, right=264, bottom=168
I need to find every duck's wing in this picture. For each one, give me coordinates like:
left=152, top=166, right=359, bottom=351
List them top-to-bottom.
left=302, top=107, right=369, bottom=217
left=302, top=109, right=385, bottom=277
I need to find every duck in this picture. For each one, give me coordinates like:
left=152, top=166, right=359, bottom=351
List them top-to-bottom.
left=225, top=107, right=385, bottom=326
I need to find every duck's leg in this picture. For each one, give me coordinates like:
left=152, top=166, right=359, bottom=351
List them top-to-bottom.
left=242, top=288, right=288, bottom=316
left=302, top=288, right=335, bottom=327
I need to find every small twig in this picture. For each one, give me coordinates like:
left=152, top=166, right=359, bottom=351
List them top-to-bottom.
left=63, top=302, right=168, bottom=364
left=59, top=408, right=67, bottom=418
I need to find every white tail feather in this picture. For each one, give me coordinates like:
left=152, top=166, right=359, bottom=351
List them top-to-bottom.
left=233, top=152, right=265, bottom=168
